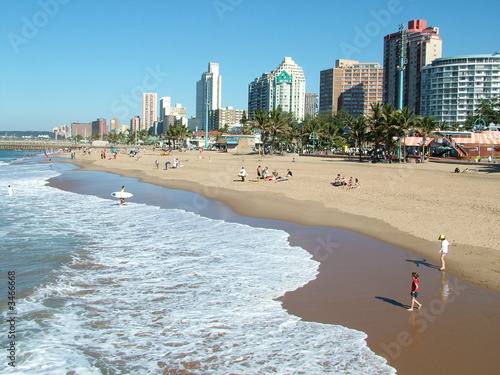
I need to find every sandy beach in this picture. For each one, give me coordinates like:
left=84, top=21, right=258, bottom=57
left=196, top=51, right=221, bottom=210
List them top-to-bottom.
left=60, top=147, right=499, bottom=292
left=53, top=148, right=500, bottom=374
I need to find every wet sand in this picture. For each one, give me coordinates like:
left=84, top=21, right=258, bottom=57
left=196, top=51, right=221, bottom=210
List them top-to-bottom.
left=50, top=149, right=500, bottom=374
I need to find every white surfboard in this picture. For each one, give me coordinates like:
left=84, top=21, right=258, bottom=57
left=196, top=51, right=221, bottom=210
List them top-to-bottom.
left=111, top=191, right=133, bottom=198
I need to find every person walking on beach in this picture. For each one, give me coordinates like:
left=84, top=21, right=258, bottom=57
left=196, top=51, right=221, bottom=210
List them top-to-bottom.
left=238, top=167, right=247, bottom=182
left=7, top=185, right=13, bottom=196
left=438, top=234, right=453, bottom=271
left=407, top=272, right=422, bottom=311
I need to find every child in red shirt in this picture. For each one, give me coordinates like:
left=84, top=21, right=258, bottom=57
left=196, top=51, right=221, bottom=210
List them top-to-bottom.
left=407, top=272, right=422, bottom=311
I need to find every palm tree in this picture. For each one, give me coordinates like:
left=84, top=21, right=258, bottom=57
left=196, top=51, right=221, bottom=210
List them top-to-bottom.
left=368, top=103, right=385, bottom=153
left=394, top=106, right=421, bottom=162
left=267, top=107, right=292, bottom=154
left=253, top=108, right=270, bottom=155
left=348, top=116, right=370, bottom=162
left=418, top=116, right=438, bottom=162
left=166, top=125, right=191, bottom=148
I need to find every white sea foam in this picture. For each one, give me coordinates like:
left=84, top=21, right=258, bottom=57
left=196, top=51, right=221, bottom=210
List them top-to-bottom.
left=0, top=160, right=395, bottom=374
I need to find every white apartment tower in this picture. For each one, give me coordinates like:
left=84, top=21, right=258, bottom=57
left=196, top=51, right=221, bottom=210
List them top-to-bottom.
left=421, top=54, right=500, bottom=125
left=248, top=57, right=306, bottom=120
left=270, top=57, right=306, bottom=120
left=196, top=63, right=222, bottom=130
left=142, top=93, right=158, bottom=131
left=160, top=96, right=172, bottom=119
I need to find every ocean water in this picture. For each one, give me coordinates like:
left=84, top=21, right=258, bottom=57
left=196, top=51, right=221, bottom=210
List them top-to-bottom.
left=0, top=150, right=395, bottom=374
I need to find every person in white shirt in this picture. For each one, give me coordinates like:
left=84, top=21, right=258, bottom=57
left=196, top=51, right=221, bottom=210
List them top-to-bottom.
left=238, top=167, right=247, bottom=182
left=8, top=185, right=13, bottom=196
left=438, top=234, right=453, bottom=271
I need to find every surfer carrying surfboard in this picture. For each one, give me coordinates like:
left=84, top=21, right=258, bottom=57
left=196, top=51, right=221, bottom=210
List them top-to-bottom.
left=120, top=186, right=126, bottom=205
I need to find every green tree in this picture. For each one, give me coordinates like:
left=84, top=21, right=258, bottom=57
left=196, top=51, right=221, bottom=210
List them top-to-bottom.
left=464, top=97, right=500, bottom=129
left=367, top=103, right=385, bottom=152
left=395, top=106, right=421, bottom=162
left=267, top=107, right=292, bottom=154
left=252, top=108, right=270, bottom=154
left=348, top=116, right=370, bottom=162
left=418, top=116, right=438, bottom=162
left=166, top=125, right=191, bottom=148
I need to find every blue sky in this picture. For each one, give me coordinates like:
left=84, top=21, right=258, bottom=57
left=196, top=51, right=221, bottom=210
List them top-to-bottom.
left=1, top=0, right=499, bottom=131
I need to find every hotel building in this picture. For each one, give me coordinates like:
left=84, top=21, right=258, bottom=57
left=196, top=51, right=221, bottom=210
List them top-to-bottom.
left=383, top=19, right=442, bottom=114
left=420, top=54, right=500, bottom=125
left=319, top=59, right=383, bottom=117
left=196, top=63, right=222, bottom=131
left=71, top=122, right=91, bottom=139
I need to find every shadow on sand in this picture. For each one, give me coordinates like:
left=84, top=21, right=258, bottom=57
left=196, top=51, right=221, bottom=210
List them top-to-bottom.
left=405, top=258, right=441, bottom=270
left=375, top=296, right=408, bottom=309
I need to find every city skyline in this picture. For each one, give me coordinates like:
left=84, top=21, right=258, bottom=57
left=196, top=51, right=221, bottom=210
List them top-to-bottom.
left=1, top=0, right=499, bottom=131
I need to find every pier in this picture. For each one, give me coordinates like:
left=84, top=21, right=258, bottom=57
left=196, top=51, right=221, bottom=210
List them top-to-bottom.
left=0, top=141, right=83, bottom=152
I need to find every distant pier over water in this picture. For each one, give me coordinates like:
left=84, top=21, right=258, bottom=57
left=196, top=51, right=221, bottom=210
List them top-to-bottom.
left=0, top=140, right=83, bottom=151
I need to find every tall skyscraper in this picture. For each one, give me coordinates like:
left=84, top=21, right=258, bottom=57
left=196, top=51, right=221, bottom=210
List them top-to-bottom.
left=383, top=20, right=442, bottom=114
left=421, top=54, right=500, bottom=125
left=248, top=57, right=306, bottom=120
left=270, top=57, right=306, bottom=120
left=319, top=59, right=383, bottom=117
left=196, top=63, right=222, bottom=130
left=248, top=73, right=271, bottom=119
left=142, top=93, right=158, bottom=131
left=304, top=93, right=318, bottom=117
left=160, top=97, right=172, bottom=119
left=130, top=116, right=140, bottom=133
left=110, top=117, right=119, bottom=132
left=92, top=118, right=107, bottom=136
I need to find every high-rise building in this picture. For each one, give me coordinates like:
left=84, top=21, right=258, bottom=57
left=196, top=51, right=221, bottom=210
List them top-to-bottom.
left=383, top=19, right=442, bottom=114
left=421, top=54, right=500, bottom=125
left=248, top=57, right=306, bottom=120
left=270, top=57, right=306, bottom=120
left=319, top=59, right=384, bottom=117
left=319, top=61, right=377, bottom=116
left=196, top=63, right=222, bottom=131
left=319, top=68, right=336, bottom=113
left=248, top=73, right=271, bottom=119
left=142, top=93, right=158, bottom=131
left=304, top=93, right=318, bottom=117
left=160, top=97, right=171, bottom=119
left=162, top=104, right=188, bottom=133
left=210, top=106, right=246, bottom=130
left=130, top=116, right=140, bottom=133
left=110, top=117, right=119, bottom=131
left=91, top=118, right=107, bottom=136
left=71, top=122, right=91, bottom=139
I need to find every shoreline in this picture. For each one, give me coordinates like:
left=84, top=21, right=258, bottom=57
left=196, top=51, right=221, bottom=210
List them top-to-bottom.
left=56, top=149, right=500, bottom=292
left=48, top=150, right=500, bottom=374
